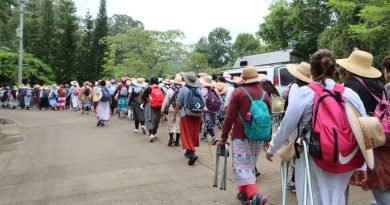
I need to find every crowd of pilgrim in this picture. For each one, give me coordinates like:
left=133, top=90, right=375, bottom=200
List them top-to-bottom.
left=0, top=49, right=389, bottom=205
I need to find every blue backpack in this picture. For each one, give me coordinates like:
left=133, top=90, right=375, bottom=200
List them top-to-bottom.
left=184, top=86, right=205, bottom=117
left=101, top=87, right=111, bottom=102
left=238, top=87, right=272, bottom=141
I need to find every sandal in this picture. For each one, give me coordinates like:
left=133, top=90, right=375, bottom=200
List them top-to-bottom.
left=250, top=193, right=268, bottom=205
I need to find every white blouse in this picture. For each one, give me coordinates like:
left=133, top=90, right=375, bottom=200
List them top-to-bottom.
left=268, top=78, right=366, bottom=155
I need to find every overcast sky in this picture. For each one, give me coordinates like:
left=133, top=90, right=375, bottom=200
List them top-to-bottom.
left=74, top=0, right=271, bottom=45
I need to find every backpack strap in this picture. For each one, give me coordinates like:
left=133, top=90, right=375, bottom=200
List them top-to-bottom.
left=354, top=76, right=381, bottom=103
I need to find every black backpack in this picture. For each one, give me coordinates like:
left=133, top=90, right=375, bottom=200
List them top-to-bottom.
left=84, top=87, right=90, bottom=96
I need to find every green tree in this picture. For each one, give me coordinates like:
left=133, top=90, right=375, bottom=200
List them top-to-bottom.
left=0, top=0, right=15, bottom=23
left=23, top=0, right=42, bottom=58
left=36, top=0, right=56, bottom=67
left=54, top=0, right=79, bottom=83
left=92, top=0, right=109, bottom=80
left=257, top=0, right=331, bottom=57
left=79, top=11, right=95, bottom=82
left=108, top=14, right=144, bottom=36
left=207, top=27, right=232, bottom=68
left=104, top=28, right=185, bottom=78
left=232, top=33, right=261, bottom=60
left=194, top=37, right=209, bottom=54
left=0, top=51, right=55, bottom=86
left=183, top=51, right=209, bottom=73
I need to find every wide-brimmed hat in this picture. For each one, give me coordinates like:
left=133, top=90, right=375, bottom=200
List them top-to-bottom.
left=336, top=50, right=381, bottom=78
left=286, top=62, right=313, bottom=84
left=241, top=67, right=260, bottom=84
left=182, top=72, right=201, bottom=87
left=197, top=73, right=207, bottom=78
left=224, top=74, right=233, bottom=83
left=258, top=74, right=268, bottom=82
left=200, top=75, right=215, bottom=87
left=173, top=76, right=183, bottom=85
left=232, top=76, right=243, bottom=84
left=132, top=78, right=147, bottom=87
left=126, top=79, right=132, bottom=86
left=71, top=81, right=78, bottom=86
left=215, top=82, right=227, bottom=94
left=92, top=89, right=103, bottom=102
left=79, top=94, right=89, bottom=103
left=271, top=95, right=285, bottom=113
left=345, top=103, right=386, bottom=169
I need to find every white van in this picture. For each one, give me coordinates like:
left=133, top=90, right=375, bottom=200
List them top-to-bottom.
left=222, top=65, right=294, bottom=97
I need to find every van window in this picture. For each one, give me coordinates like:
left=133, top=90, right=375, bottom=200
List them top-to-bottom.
left=240, top=61, right=248, bottom=67
left=279, top=67, right=294, bottom=86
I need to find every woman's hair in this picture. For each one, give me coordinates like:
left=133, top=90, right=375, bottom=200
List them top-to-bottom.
left=310, top=49, right=336, bottom=85
left=382, top=56, right=390, bottom=71
left=150, top=77, right=159, bottom=85
left=100, top=80, right=106, bottom=86
left=260, top=80, right=280, bottom=96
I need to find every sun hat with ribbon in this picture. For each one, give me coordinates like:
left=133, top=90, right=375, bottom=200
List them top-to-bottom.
left=336, top=50, right=382, bottom=78
left=286, top=62, right=313, bottom=84
left=241, top=66, right=260, bottom=84
left=182, top=72, right=201, bottom=87
left=200, top=75, right=215, bottom=87
left=132, top=78, right=147, bottom=88
left=215, top=82, right=228, bottom=95
left=92, top=88, right=103, bottom=102
left=345, top=103, right=386, bottom=169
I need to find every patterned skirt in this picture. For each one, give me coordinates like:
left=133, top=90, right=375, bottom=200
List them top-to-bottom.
left=57, top=97, right=66, bottom=109
left=232, top=139, right=263, bottom=186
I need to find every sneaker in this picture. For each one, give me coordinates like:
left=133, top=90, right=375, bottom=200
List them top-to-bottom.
left=141, top=126, right=146, bottom=135
left=133, top=129, right=139, bottom=133
left=148, top=135, right=154, bottom=142
left=201, top=136, right=208, bottom=142
left=211, top=137, right=218, bottom=145
left=184, top=150, right=193, bottom=159
left=188, top=154, right=198, bottom=165
left=287, top=181, right=296, bottom=193
left=237, top=192, right=249, bottom=203
left=250, top=193, right=268, bottom=205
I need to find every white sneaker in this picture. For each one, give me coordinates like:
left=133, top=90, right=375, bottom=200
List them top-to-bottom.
left=141, top=126, right=146, bottom=135
left=133, top=129, right=139, bottom=133
left=149, top=135, right=154, bottom=142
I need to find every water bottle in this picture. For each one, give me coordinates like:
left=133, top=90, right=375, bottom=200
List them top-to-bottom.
left=244, top=112, right=252, bottom=122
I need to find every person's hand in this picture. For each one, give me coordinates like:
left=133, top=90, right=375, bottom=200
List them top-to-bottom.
left=172, top=115, right=176, bottom=122
left=217, top=137, right=225, bottom=146
left=263, top=142, right=270, bottom=152
left=265, top=152, right=273, bottom=162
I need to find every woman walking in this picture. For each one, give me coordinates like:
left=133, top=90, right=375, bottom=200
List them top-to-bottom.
left=266, top=49, right=366, bottom=205
left=161, top=76, right=183, bottom=146
left=142, top=77, right=164, bottom=142
left=115, top=78, right=129, bottom=118
left=130, top=78, right=147, bottom=134
left=69, top=81, right=80, bottom=111
left=95, top=81, right=111, bottom=127
left=56, top=84, right=67, bottom=110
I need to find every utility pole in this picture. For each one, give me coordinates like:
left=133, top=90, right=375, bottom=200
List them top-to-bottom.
left=17, top=0, right=25, bottom=85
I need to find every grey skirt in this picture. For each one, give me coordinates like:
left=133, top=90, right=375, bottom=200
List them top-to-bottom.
left=132, top=101, right=145, bottom=122
left=144, top=103, right=161, bottom=131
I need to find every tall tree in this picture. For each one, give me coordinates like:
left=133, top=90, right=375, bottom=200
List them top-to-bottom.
left=0, top=0, right=15, bottom=23
left=23, top=0, right=43, bottom=59
left=36, top=0, right=56, bottom=67
left=55, top=0, right=79, bottom=83
left=92, top=0, right=109, bottom=80
left=79, top=11, right=95, bottom=82
left=108, top=14, right=144, bottom=36
left=207, top=27, right=232, bottom=68
left=232, top=33, right=261, bottom=60
left=194, top=37, right=209, bottom=54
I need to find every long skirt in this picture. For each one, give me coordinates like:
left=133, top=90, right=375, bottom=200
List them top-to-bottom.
left=71, top=94, right=79, bottom=109
left=8, top=96, right=18, bottom=108
left=18, top=96, right=24, bottom=108
left=24, top=96, right=31, bottom=108
left=32, top=96, right=40, bottom=107
left=117, top=96, right=128, bottom=112
left=39, top=97, right=49, bottom=109
left=49, top=97, right=57, bottom=107
left=57, top=97, right=66, bottom=110
left=96, top=101, right=110, bottom=121
left=132, top=101, right=145, bottom=122
left=145, top=103, right=161, bottom=131
left=168, top=111, right=180, bottom=133
left=180, top=116, right=201, bottom=151
left=232, top=139, right=262, bottom=186
left=295, top=155, right=353, bottom=205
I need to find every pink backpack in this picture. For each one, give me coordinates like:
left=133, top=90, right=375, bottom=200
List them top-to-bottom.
left=354, top=77, right=390, bottom=146
left=308, top=83, right=364, bottom=174
left=149, top=86, right=164, bottom=108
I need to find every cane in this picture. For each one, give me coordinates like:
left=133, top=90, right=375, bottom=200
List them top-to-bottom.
left=302, top=140, right=314, bottom=205
left=220, top=143, right=229, bottom=190
left=213, top=144, right=220, bottom=187
left=280, top=161, right=288, bottom=205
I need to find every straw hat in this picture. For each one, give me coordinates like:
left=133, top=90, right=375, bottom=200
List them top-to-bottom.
left=336, top=50, right=381, bottom=78
left=286, top=62, right=313, bottom=84
left=241, top=67, right=260, bottom=84
left=182, top=72, right=201, bottom=87
left=197, top=73, right=207, bottom=78
left=224, top=74, right=233, bottom=83
left=258, top=74, right=268, bottom=82
left=200, top=75, right=215, bottom=87
left=173, top=76, right=183, bottom=85
left=232, top=76, right=243, bottom=84
left=132, top=78, right=147, bottom=87
left=126, top=79, right=132, bottom=86
left=71, top=81, right=78, bottom=86
left=215, top=82, right=228, bottom=95
left=92, top=89, right=103, bottom=102
left=79, top=94, right=89, bottom=103
left=271, top=95, right=285, bottom=113
left=345, top=103, right=386, bottom=169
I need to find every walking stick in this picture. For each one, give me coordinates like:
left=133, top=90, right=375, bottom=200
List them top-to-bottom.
left=302, top=140, right=314, bottom=205
left=213, top=143, right=229, bottom=190
left=213, top=145, right=220, bottom=187
left=280, top=161, right=288, bottom=205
